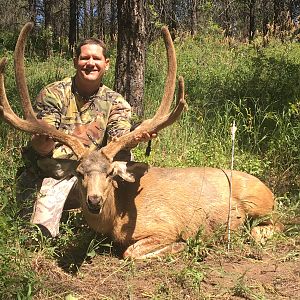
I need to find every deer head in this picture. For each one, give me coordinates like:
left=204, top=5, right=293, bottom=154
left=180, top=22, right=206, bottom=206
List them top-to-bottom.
left=0, top=22, right=186, bottom=214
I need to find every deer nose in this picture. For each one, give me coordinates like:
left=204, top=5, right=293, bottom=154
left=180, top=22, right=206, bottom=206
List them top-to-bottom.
left=87, top=195, right=102, bottom=213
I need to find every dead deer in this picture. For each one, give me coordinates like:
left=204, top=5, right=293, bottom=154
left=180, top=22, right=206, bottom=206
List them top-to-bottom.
left=0, top=23, right=281, bottom=259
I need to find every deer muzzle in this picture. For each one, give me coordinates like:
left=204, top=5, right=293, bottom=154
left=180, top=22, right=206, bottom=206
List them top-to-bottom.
left=87, top=195, right=103, bottom=214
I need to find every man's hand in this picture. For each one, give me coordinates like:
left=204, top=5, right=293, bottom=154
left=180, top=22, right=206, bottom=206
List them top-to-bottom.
left=30, top=119, right=56, bottom=156
left=134, top=132, right=157, bottom=143
left=31, top=134, right=55, bottom=156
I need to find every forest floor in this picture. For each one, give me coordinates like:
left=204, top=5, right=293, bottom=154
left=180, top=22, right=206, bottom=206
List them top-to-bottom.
left=30, top=229, right=300, bottom=300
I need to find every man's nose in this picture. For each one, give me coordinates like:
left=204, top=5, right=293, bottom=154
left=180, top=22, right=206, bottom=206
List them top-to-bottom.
left=86, top=57, right=95, bottom=65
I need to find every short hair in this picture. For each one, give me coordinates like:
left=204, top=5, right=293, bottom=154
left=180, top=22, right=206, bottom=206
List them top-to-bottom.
left=75, top=38, right=107, bottom=59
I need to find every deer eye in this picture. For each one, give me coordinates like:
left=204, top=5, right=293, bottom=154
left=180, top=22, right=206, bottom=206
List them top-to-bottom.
left=76, top=169, right=84, bottom=179
left=106, top=169, right=114, bottom=178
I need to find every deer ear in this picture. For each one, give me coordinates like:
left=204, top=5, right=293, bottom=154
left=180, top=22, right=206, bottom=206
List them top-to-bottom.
left=110, top=161, right=135, bottom=182
left=76, top=164, right=84, bottom=175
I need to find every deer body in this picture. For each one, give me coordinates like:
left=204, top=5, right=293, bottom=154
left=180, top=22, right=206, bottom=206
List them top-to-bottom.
left=78, top=161, right=275, bottom=258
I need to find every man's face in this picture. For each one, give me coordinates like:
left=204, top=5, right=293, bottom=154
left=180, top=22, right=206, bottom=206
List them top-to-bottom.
left=74, top=44, right=109, bottom=83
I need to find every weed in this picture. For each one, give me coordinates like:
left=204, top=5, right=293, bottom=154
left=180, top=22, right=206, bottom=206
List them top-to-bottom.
left=0, top=30, right=299, bottom=298
left=185, top=227, right=209, bottom=262
left=176, top=266, right=205, bottom=292
left=231, top=272, right=268, bottom=300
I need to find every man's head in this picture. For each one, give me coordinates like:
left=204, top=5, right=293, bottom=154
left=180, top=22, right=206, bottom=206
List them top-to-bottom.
left=74, top=38, right=110, bottom=89
left=75, top=38, right=108, bottom=59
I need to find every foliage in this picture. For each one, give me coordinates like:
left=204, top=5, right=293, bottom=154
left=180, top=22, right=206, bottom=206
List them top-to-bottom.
left=0, top=31, right=299, bottom=298
left=142, top=33, right=300, bottom=194
left=0, top=152, right=38, bottom=299
left=0, top=219, right=38, bottom=299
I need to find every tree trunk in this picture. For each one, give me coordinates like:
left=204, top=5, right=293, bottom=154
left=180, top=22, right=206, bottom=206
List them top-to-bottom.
left=28, top=0, right=36, bottom=22
left=44, top=0, right=53, bottom=57
left=44, top=0, right=52, bottom=29
left=69, top=0, right=78, bottom=52
left=83, top=0, right=89, bottom=37
left=90, top=0, right=95, bottom=36
left=97, top=0, right=105, bottom=40
left=110, top=0, right=117, bottom=42
left=115, top=0, right=146, bottom=117
left=169, top=0, right=177, bottom=39
left=190, top=0, right=197, bottom=36
left=223, top=0, right=231, bottom=37
left=249, top=0, right=256, bottom=41
left=262, top=0, right=269, bottom=37
left=274, top=0, right=285, bottom=31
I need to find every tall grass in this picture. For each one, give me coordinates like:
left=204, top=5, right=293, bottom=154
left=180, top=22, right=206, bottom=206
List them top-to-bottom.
left=0, top=32, right=299, bottom=298
left=141, top=34, right=299, bottom=193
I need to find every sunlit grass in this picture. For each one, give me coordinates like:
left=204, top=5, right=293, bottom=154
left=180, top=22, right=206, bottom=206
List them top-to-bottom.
left=0, top=32, right=299, bottom=298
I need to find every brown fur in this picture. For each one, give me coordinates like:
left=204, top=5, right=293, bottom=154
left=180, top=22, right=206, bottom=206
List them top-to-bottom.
left=77, top=157, right=278, bottom=259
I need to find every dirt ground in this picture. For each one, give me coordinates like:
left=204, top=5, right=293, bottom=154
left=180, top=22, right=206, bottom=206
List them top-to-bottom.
left=31, top=233, right=300, bottom=300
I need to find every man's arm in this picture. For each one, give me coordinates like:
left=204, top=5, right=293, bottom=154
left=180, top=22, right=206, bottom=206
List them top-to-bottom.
left=30, top=85, right=63, bottom=156
left=106, top=95, right=132, bottom=141
left=106, top=95, right=156, bottom=160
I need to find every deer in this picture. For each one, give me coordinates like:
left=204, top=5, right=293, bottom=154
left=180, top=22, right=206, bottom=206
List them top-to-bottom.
left=0, top=23, right=281, bottom=259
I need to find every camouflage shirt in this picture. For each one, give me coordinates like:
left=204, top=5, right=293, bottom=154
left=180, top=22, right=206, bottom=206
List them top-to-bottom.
left=25, top=77, right=132, bottom=178
left=34, top=77, right=131, bottom=160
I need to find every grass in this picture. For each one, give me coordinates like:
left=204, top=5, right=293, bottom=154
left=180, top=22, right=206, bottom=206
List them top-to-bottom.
left=0, top=30, right=299, bottom=299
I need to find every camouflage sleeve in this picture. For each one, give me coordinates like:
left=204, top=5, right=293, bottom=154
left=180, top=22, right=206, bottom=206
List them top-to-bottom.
left=33, top=84, right=75, bottom=160
left=35, top=85, right=63, bottom=128
left=106, top=94, right=132, bottom=142
left=106, top=94, right=132, bottom=161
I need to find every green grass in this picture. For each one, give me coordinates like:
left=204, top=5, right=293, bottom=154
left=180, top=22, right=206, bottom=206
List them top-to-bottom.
left=0, top=31, right=299, bottom=298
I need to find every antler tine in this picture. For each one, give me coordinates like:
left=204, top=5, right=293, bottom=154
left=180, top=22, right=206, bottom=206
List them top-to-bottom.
left=14, top=22, right=36, bottom=120
left=0, top=24, right=87, bottom=159
left=152, top=26, right=177, bottom=119
left=0, top=57, right=38, bottom=129
left=0, top=58, right=22, bottom=120
left=101, top=76, right=186, bottom=161
left=153, top=76, right=187, bottom=131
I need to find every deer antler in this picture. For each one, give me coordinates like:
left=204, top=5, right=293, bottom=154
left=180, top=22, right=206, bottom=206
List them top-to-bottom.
left=0, top=22, right=86, bottom=159
left=101, top=26, right=186, bottom=162
left=152, top=26, right=177, bottom=119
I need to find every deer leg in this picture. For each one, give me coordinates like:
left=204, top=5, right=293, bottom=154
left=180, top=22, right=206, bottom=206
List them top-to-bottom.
left=251, top=223, right=283, bottom=244
left=123, top=237, right=185, bottom=259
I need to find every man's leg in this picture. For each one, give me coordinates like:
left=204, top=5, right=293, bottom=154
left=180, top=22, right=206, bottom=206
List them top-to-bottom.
left=16, top=167, right=42, bottom=220
left=31, top=176, right=78, bottom=237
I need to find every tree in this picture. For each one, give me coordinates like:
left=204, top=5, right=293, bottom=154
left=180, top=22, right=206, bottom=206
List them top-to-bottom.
left=28, top=0, right=37, bottom=22
left=44, top=0, right=53, bottom=56
left=69, top=0, right=78, bottom=51
left=90, top=0, right=96, bottom=36
left=97, top=0, right=105, bottom=40
left=110, top=0, right=117, bottom=41
left=115, top=0, right=146, bottom=117
left=169, top=0, right=178, bottom=39
left=190, top=0, right=198, bottom=36
left=249, top=0, right=256, bottom=41
left=274, top=0, right=285, bottom=31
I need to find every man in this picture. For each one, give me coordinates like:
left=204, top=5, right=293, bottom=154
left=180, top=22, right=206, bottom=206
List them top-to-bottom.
left=18, top=37, right=151, bottom=237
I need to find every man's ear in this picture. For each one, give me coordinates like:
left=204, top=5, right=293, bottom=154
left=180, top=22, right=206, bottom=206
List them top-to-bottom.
left=105, top=58, right=110, bottom=71
left=109, top=161, right=135, bottom=182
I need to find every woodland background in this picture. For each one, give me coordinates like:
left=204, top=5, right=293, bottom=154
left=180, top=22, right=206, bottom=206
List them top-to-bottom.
left=2, top=0, right=300, bottom=114
left=0, top=1, right=299, bottom=299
